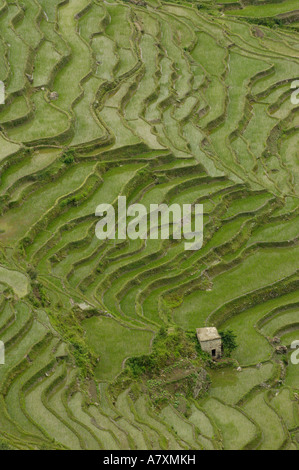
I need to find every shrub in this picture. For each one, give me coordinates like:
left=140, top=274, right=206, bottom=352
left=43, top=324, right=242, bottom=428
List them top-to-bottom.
left=61, top=149, right=76, bottom=165
left=127, top=327, right=208, bottom=378
left=220, top=329, right=238, bottom=357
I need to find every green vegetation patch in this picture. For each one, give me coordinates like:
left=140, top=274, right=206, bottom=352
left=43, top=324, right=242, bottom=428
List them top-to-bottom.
left=227, top=1, right=299, bottom=18
left=0, top=266, right=29, bottom=297
left=83, top=316, right=153, bottom=381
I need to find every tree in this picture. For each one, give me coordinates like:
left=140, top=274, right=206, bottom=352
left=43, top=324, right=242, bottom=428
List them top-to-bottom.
left=220, top=330, right=238, bottom=357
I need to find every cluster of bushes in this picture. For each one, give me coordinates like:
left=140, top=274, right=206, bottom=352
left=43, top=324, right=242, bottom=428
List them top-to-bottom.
left=246, top=17, right=284, bottom=28
left=61, top=149, right=76, bottom=165
left=59, top=185, right=94, bottom=208
left=28, top=281, right=49, bottom=307
left=49, top=308, right=96, bottom=378
left=127, top=327, right=208, bottom=378
left=127, top=327, right=238, bottom=380
left=220, top=329, right=238, bottom=357
left=70, top=339, right=94, bottom=376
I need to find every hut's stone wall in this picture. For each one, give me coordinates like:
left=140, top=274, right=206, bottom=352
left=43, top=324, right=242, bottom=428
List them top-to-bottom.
left=200, top=338, right=222, bottom=358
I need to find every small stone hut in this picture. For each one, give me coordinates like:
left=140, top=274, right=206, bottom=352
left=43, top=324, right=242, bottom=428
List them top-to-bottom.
left=196, top=327, right=222, bottom=359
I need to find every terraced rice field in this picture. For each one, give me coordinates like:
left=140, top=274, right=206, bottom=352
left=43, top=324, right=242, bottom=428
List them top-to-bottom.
left=0, top=0, right=298, bottom=451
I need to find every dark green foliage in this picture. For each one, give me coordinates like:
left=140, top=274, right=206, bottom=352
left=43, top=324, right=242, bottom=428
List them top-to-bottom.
left=197, top=3, right=215, bottom=11
left=244, top=17, right=284, bottom=28
left=61, top=149, right=76, bottom=165
left=59, top=188, right=91, bottom=207
left=27, top=265, right=37, bottom=280
left=28, top=281, right=49, bottom=307
left=34, top=282, right=48, bottom=307
left=48, top=307, right=96, bottom=378
left=119, top=327, right=211, bottom=409
left=127, top=327, right=206, bottom=378
left=220, top=329, right=238, bottom=357
left=188, top=331, right=213, bottom=360
left=70, top=340, right=93, bottom=375
left=127, top=354, right=156, bottom=377
left=282, top=356, right=288, bottom=366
